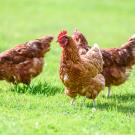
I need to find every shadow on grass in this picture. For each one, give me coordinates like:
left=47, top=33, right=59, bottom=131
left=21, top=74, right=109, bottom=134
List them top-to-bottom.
left=10, top=82, right=64, bottom=96
left=10, top=84, right=135, bottom=114
left=98, top=94, right=135, bottom=114
left=108, top=94, right=135, bottom=102
left=97, top=102, right=135, bottom=114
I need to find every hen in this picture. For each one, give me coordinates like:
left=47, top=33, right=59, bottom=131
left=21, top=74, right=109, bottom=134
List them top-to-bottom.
left=57, top=30, right=105, bottom=107
left=73, top=30, right=135, bottom=97
left=73, top=30, right=90, bottom=55
left=0, top=35, right=53, bottom=84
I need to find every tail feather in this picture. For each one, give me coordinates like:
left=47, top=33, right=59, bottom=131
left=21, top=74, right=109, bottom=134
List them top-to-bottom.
left=121, top=34, right=135, bottom=65
left=128, top=34, right=135, bottom=57
left=128, top=34, right=135, bottom=41
left=85, top=43, right=104, bottom=72
left=90, top=43, right=103, bottom=59
left=90, top=43, right=100, bottom=52
left=93, top=43, right=99, bottom=48
left=132, top=46, right=135, bottom=56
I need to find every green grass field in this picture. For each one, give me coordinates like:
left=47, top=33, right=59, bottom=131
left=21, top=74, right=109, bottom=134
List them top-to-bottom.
left=0, top=0, right=135, bottom=134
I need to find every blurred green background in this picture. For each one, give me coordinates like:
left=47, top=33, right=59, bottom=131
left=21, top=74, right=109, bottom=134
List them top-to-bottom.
left=0, top=0, right=135, bottom=135
left=0, top=0, right=135, bottom=86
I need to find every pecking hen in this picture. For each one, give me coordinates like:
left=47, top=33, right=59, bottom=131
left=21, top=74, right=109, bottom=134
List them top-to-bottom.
left=57, top=30, right=105, bottom=108
left=0, top=35, right=53, bottom=84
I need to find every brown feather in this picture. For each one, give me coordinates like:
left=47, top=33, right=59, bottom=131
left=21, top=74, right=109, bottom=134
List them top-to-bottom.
left=73, top=31, right=135, bottom=88
left=58, top=33, right=105, bottom=100
left=0, top=36, right=53, bottom=84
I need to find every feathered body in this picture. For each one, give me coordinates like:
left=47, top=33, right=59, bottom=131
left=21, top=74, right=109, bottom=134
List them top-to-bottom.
left=73, top=30, right=90, bottom=55
left=58, top=31, right=105, bottom=101
left=73, top=31, right=135, bottom=91
left=0, top=36, right=53, bottom=84
left=101, top=41, right=135, bottom=87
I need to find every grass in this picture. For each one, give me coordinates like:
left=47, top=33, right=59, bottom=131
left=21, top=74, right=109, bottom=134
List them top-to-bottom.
left=0, top=0, right=135, bottom=134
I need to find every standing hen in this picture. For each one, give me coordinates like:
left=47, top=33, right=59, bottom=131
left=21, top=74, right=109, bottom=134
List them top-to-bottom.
left=57, top=30, right=105, bottom=107
left=73, top=30, right=135, bottom=97
left=0, top=35, right=53, bottom=84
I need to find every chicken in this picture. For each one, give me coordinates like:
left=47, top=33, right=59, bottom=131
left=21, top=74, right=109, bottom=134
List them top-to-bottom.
left=73, top=29, right=90, bottom=55
left=57, top=30, right=105, bottom=107
left=73, top=30, right=135, bottom=97
left=0, top=35, right=53, bottom=84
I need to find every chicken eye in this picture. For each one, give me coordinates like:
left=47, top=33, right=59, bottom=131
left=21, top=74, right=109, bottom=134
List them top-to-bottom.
left=60, top=37, right=68, bottom=46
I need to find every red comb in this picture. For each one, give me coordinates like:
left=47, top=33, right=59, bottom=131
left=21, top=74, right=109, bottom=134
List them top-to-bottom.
left=58, top=30, right=67, bottom=39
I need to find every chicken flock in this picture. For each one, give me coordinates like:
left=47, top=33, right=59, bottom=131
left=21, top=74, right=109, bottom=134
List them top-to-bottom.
left=0, top=30, right=135, bottom=109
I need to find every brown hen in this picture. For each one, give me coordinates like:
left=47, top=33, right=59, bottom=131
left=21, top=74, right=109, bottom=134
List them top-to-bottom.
left=57, top=30, right=105, bottom=107
left=73, top=30, right=135, bottom=97
left=0, top=36, right=53, bottom=84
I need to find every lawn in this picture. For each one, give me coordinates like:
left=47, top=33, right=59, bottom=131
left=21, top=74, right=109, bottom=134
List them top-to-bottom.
left=0, top=0, right=135, bottom=135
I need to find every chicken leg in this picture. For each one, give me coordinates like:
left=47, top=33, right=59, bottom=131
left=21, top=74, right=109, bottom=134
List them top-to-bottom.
left=107, top=86, right=111, bottom=97
left=70, top=98, right=76, bottom=105
left=92, top=99, right=96, bottom=112
left=93, top=99, right=96, bottom=108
